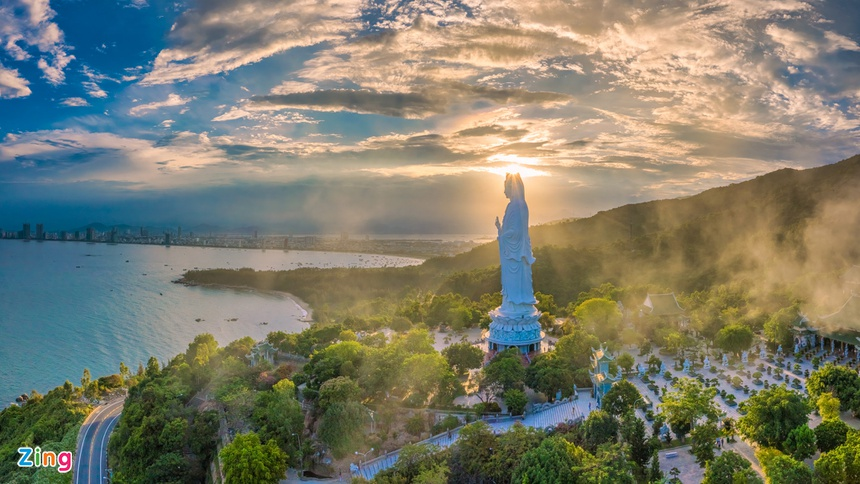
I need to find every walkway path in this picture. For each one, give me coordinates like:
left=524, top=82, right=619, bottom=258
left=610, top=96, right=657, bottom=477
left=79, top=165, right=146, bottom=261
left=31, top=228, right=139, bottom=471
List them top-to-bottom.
left=353, top=393, right=598, bottom=480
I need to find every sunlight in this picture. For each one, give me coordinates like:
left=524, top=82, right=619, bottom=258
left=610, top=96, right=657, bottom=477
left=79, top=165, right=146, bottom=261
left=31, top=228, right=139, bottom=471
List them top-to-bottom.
left=482, top=154, right=551, bottom=178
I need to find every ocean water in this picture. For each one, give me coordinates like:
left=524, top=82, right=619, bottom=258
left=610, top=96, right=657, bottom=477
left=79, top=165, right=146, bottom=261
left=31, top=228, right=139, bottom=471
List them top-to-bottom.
left=0, top=240, right=421, bottom=407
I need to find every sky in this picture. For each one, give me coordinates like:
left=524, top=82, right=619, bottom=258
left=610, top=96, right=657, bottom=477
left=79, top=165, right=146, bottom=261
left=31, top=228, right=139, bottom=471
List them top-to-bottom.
left=0, top=0, right=858, bottom=234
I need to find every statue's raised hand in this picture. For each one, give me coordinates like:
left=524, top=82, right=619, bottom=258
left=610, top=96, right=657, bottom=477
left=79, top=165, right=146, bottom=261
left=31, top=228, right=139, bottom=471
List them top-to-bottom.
left=495, top=216, right=501, bottom=231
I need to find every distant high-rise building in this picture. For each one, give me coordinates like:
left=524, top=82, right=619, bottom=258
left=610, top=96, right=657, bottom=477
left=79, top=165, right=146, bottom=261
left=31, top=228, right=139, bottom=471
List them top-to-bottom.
left=22, top=223, right=31, bottom=239
left=36, top=224, right=44, bottom=240
left=178, top=226, right=182, bottom=239
left=86, top=227, right=95, bottom=241
left=109, top=227, right=118, bottom=244
left=254, top=230, right=258, bottom=239
left=60, top=231, right=68, bottom=241
left=74, top=231, right=81, bottom=241
left=164, top=232, right=171, bottom=245
left=283, top=238, right=289, bottom=250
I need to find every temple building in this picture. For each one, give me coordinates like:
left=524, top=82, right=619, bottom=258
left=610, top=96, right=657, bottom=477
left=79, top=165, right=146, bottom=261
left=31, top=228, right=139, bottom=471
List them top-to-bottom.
left=641, top=292, right=688, bottom=330
left=814, top=294, right=860, bottom=356
left=247, top=341, right=277, bottom=367
left=589, top=345, right=620, bottom=403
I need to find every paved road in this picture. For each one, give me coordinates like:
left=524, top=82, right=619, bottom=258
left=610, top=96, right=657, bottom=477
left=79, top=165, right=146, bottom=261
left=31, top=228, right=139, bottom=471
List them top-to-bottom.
left=74, top=397, right=125, bottom=484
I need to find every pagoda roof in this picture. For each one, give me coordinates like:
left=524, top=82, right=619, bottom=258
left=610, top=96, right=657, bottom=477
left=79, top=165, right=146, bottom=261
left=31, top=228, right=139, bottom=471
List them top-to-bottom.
left=844, top=265, right=860, bottom=285
left=643, top=293, right=685, bottom=316
left=591, top=345, right=614, bottom=362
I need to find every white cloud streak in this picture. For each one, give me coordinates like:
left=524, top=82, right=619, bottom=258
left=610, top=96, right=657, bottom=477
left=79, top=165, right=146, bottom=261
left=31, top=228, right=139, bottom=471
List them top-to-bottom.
left=128, top=93, right=193, bottom=116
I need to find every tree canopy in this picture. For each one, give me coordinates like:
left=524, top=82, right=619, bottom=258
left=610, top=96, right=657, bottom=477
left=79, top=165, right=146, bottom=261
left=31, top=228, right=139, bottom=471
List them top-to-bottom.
left=573, top=298, right=622, bottom=343
left=715, top=324, right=754, bottom=355
left=807, top=363, right=860, bottom=411
left=660, top=378, right=719, bottom=440
left=603, top=380, right=643, bottom=417
left=738, top=385, right=810, bottom=449
left=220, top=432, right=288, bottom=484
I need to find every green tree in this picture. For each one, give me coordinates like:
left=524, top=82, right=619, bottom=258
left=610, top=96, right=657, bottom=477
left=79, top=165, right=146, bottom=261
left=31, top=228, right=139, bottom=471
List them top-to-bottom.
left=535, top=291, right=559, bottom=316
left=574, top=298, right=622, bottom=343
left=763, top=307, right=797, bottom=350
left=715, top=324, right=754, bottom=356
left=556, top=328, right=601, bottom=369
left=185, top=333, right=218, bottom=367
left=223, top=336, right=257, bottom=359
left=303, top=340, right=365, bottom=388
left=442, top=342, right=484, bottom=376
left=482, top=349, right=525, bottom=395
left=524, top=351, right=576, bottom=401
left=402, top=352, right=454, bottom=403
left=617, top=352, right=635, bottom=375
left=146, top=356, right=160, bottom=378
left=119, top=362, right=130, bottom=382
left=807, top=363, right=860, bottom=411
left=81, top=368, right=91, bottom=389
left=317, top=376, right=361, bottom=413
left=660, top=378, right=720, bottom=442
left=603, top=380, right=643, bottom=417
left=253, top=384, right=304, bottom=462
left=737, top=385, right=810, bottom=449
left=503, top=389, right=527, bottom=416
left=818, top=392, right=841, bottom=421
left=317, top=401, right=367, bottom=458
left=582, top=409, right=619, bottom=452
left=620, top=414, right=655, bottom=479
left=815, top=419, right=850, bottom=453
left=448, top=421, right=496, bottom=481
left=691, top=422, right=720, bottom=467
left=486, top=423, right=544, bottom=482
left=784, top=424, right=816, bottom=461
left=220, top=432, right=288, bottom=484
left=513, top=436, right=587, bottom=483
left=582, top=443, right=637, bottom=483
left=815, top=449, right=847, bottom=484
left=703, top=450, right=761, bottom=484
left=143, top=452, right=189, bottom=483
left=762, top=454, right=812, bottom=484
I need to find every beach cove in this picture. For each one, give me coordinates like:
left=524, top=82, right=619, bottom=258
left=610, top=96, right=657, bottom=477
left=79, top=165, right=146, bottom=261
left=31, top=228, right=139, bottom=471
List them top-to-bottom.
left=0, top=240, right=421, bottom=407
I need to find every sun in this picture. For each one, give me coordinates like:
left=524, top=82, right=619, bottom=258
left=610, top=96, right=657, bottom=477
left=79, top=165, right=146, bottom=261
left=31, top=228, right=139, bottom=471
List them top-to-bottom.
left=482, top=154, right=550, bottom=178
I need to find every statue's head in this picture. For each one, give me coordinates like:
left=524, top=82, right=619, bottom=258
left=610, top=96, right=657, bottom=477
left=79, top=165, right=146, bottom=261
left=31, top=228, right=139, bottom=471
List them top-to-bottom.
left=504, top=173, right=525, bottom=200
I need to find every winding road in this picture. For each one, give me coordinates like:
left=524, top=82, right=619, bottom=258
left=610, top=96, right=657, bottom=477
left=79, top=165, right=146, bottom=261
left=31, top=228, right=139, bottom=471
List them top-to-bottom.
left=74, top=397, right=125, bottom=484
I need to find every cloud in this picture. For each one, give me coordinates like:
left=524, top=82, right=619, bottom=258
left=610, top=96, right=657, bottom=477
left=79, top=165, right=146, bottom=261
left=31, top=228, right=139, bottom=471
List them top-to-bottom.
left=0, top=0, right=74, bottom=88
left=141, top=0, right=363, bottom=85
left=37, top=49, right=74, bottom=85
left=0, top=63, right=31, bottom=98
left=251, top=84, right=569, bottom=118
left=129, top=93, right=193, bottom=116
left=60, top=97, right=89, bottom=107
left=212, top=106, right=319, bottom=125
left=0, top=129, right=231, bottom=188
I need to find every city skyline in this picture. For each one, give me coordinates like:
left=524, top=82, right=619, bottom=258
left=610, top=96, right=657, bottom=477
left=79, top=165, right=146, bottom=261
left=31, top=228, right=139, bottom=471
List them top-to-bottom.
left=1, top=0, right=859, bottom=233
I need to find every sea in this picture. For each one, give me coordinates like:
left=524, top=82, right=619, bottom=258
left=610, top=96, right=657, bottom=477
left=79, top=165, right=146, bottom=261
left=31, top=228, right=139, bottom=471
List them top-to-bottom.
left=0, top=240, right=421, bottom=407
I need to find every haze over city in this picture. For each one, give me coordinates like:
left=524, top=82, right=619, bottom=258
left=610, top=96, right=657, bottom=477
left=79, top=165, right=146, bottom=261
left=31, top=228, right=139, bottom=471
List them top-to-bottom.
left=1, top=0, right=858, bottom=233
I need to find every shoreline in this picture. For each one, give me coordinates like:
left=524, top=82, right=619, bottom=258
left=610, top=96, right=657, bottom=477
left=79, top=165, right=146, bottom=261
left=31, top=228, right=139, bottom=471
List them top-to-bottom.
left=0, top=237, right=441, bottom=261
left=175, top=279, right=314, bottom=323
